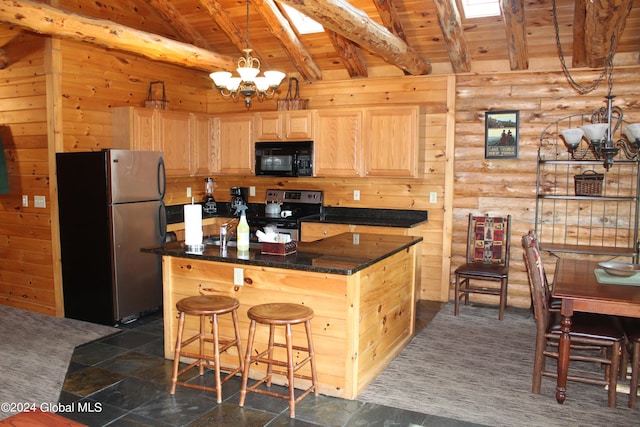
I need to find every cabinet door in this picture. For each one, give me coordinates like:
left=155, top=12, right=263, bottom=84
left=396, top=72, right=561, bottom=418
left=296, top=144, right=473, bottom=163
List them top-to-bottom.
left=111, top=107, right=157, bottom=150
left=363, top=107, right=418, bottom=177
left=314, top=109, right=362, bottom=177
left=158, top=110, right=192, bottom=176
left=285, top=110, right=314, bottom=140
left=254, top=111, right=313, bottom=140
left=254, top=112, right=282, bottom=140
left=192, top=113, right=213, bottom=175
left=215, top=114, right=254, bottom=174
left=300, top=222, right=351, bottom=242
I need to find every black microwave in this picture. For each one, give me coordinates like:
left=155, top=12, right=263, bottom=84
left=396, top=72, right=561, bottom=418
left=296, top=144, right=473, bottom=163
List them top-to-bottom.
left=255, top=141, right=313, bottom=177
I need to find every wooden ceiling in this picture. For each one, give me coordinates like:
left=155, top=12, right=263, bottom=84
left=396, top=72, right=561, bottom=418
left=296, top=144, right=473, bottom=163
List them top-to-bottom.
left=0, top=0, right=638, bottom=80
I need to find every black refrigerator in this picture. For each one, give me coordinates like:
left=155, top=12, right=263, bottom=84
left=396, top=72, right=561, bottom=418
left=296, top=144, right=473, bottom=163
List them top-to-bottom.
left=56, top=149, right=166, bottom=325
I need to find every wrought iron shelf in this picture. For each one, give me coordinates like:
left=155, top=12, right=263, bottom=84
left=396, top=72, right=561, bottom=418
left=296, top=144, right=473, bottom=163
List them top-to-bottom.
left=535, top=110, right=640, bottom=260
left=537, top=195, right=636, bottom=202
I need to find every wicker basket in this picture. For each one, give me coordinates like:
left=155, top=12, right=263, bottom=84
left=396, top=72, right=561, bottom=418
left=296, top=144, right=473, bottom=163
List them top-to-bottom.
left=277, top=77, right=308, bottom=111
left=144, top=81, right=168, bottom=109
left=574, top=170, right=603, bottom=196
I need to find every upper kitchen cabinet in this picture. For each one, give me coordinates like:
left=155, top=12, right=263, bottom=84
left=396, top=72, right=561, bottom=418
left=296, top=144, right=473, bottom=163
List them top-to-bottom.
left=314, top=106, right=420, bottom=178
left=111, top=107, right=214, bottom=177
left=112, top=107, right=156, bottom=151
left=363, top=107, right=418, bottom=177
left=314, top=109, right=363, bottom=177
left=157, top=110, right=193, bottom=176
left=254, top=110, right=314, bottom=141
left=192, top=113, right=214, bottom=176
left=212, top=113, right=254, bottom=175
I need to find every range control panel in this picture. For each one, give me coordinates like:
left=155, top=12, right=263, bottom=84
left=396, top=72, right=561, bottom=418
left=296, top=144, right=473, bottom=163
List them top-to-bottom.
left=265, top=189, right=323, bottom=205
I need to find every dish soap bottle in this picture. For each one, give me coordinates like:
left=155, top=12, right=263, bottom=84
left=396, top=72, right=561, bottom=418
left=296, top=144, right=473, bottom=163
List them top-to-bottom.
left=235, top=205, right=250, bottom=252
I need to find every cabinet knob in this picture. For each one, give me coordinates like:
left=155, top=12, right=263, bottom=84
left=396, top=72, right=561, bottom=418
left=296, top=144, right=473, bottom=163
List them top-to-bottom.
left=323, top=230, right=328, bottom=235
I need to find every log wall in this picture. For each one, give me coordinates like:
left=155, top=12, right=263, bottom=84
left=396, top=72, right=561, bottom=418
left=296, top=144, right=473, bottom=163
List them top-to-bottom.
left=454, top=67, right=640, bottom=308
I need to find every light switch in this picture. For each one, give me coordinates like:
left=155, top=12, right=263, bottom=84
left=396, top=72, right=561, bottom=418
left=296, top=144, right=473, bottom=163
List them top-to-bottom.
left=250, top=186, right=256, bottom=197
left=354, top=190, right=360, bottom=201
left=34, top=196, right=46, bottom=208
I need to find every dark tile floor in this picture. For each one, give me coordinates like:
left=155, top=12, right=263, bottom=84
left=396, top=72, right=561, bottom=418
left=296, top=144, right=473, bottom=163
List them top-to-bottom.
left=58, top=301, right=485, bottom=427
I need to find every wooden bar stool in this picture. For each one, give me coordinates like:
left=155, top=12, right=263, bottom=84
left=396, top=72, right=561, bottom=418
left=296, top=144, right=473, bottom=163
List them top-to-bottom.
left=170, top=295, right=244, bottom=403
left=239, top=303, right=318, bottom=418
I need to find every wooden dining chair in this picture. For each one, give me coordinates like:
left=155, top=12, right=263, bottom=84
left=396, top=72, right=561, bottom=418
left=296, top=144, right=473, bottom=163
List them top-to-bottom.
left=454, top=214, right=511, bottom=320
left=524, top=230, right=561, bottom=312
left=522, top=234, right=625, bottom=407
left=622, top=318, right=640, bottom=408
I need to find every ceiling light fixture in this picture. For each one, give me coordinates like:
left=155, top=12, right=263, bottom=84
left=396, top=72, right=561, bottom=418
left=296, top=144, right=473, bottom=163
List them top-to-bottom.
left=210, top=0, right=286, bottom=109
left=547, top=0, right=640, bottom=171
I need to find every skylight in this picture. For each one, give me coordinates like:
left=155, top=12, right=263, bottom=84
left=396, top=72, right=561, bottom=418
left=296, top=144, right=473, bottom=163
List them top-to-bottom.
left=459, top=0, right=501, bottom=19
left=280, top=3, right=324, bottom=35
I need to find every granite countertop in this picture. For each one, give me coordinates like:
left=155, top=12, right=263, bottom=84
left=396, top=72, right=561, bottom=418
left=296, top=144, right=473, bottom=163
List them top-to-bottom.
left=302, top=207, right=428, bottom=228
left=143, top=233, right=422, bottom=275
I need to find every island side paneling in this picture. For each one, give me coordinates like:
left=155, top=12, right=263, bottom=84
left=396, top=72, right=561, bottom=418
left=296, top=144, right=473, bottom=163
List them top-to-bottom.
left=161, top=245, right=417, bottom=399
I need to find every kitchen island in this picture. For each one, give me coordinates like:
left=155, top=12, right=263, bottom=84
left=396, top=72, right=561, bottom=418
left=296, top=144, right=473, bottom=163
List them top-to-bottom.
left=144, top=233, right=422, bottom=399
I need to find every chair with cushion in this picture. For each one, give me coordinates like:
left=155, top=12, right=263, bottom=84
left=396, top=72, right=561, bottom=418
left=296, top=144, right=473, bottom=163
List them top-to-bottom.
left=455, top=214, right=511, bottom=320
left=522, top=234, right=624, bottom=407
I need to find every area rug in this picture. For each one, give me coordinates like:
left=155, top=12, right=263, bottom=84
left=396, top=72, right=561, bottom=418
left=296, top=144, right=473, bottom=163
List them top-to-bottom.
left=358, top=303, right=639, bottom=427
left=0, top=305, right=117, bottom=420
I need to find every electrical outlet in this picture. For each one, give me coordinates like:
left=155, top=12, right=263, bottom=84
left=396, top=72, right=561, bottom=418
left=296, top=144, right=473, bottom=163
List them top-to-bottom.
left=249, top=186, right=256, bottom=197
left=186, top=187, right=192, bottom=197
left=354, top=190, right=360, bottom=201
left=430, top=192, right=437, bottom=204
left=22, top=195, right=28, bottom=207
left=34, top=196, right=46, bottom=208
left=234, top=268, right=244, bottom=286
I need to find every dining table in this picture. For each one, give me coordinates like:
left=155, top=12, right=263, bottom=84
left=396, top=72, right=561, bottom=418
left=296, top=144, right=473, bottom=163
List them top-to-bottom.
left=552, top=258, right=640, bottom=404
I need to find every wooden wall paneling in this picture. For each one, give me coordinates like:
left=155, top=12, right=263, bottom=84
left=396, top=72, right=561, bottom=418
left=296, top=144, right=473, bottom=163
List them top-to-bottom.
left=0, top=32, right=54, bottom=315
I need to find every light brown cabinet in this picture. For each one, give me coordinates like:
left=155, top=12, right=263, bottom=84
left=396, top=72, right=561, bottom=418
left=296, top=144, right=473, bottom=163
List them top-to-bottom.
left=111, top=106, right=213, bottom=176
left=314, top=106, right=419, bottom=177
left=363, top=107, right=418, bottom=177
left=314, top=109, right=362, bottom=177
left=157, top=110, right=192, bottom=176
left=254, top=110, right=314, bottom=141
left=192, top=113, right=214, bottom=176
left=212, top=113, right=254, bottom=175
left=300, top=222, right=416, bottom=242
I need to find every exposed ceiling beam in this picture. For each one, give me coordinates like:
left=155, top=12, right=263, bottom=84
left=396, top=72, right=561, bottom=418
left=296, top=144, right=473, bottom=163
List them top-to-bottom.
left=0, top=0, right=237, bottom=72
left=147, top=0, right=210, bottom=49
left=254, top=0, right=322, bottom=81
left=276, top=0, right=431, bottom=75
left=373, top=0, right=410, bottom=75
left=373, top=0, right=408, bottom=42
left=432, top=0, right=471, bottom=73
left=500, top=0, right=528, bottom=70
left=582, top=0, right=633, bottom=68
left=326, top=30, right=368, bottom=78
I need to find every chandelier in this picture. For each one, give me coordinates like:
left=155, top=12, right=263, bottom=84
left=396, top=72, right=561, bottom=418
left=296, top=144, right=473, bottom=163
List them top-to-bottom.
left=209, top=0, right=286, bottom=108
left=550, top=0, right=640, bottom=170
left=559, top=96, right=640, bottom=170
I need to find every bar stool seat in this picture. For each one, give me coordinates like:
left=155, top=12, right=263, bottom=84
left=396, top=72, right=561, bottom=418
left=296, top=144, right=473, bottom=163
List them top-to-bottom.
left=170, top=295, right=244, bottom=403
left=239, top=303, right=318, bottom=418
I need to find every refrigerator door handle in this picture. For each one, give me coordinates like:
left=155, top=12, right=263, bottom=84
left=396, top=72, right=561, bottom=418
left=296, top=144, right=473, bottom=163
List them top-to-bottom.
left=157, top=157, right=166, bottom=199
left=159, top=200, right=167, bottom=244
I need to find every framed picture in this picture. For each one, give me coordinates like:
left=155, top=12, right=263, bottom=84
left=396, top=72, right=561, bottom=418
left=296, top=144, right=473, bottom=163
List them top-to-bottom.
left=485, top=110, right=519, bottom=159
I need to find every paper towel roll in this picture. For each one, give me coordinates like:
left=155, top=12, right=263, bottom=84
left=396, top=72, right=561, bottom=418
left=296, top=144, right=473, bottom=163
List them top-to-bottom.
left=184, top=204, right=203, bottom=246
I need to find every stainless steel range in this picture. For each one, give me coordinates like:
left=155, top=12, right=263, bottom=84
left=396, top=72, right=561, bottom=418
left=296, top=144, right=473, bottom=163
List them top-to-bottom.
left=248, top=189, right=323, bottom=241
